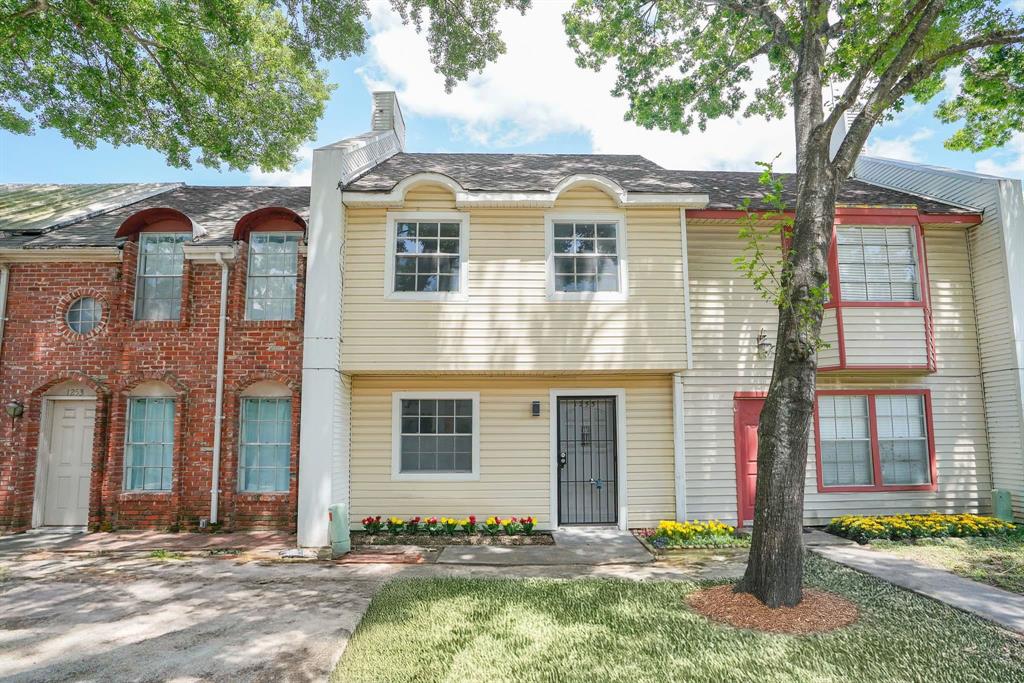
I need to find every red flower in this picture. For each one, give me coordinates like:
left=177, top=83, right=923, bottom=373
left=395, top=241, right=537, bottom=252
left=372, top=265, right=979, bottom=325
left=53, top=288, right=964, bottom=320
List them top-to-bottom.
left=469, top=515, right=476, bottom=523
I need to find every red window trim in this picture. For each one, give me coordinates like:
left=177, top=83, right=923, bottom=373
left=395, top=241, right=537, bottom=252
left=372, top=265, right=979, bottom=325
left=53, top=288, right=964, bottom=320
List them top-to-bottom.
left=233, top=207, right=306, bottom=243
left=116, top=208, right=192, bottom=240
left=821, top=213, right=937, bottom=373
left=813, top=388, right=938, bottom=494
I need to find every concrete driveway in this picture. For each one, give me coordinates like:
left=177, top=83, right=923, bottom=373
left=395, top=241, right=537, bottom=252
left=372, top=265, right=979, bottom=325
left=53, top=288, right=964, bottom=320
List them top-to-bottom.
left=0, top=538, right=397, bottom=682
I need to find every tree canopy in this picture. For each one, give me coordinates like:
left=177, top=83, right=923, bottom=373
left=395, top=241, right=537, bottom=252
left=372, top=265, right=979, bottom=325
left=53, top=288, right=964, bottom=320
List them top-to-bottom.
left=0, top=0, right=527, bottom=170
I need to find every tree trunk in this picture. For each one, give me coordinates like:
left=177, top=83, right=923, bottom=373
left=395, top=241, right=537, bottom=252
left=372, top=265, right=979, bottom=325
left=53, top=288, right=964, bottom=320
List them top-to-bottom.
left=734, top=23, right=840, bottom=607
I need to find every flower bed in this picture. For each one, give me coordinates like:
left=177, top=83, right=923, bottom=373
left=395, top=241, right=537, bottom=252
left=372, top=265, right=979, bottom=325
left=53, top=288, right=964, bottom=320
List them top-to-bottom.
left=827, top=513, right=1017, bottom=544
left=355, top=515, right=554, bottom=546
left=637, top=520, right=750, bottom=550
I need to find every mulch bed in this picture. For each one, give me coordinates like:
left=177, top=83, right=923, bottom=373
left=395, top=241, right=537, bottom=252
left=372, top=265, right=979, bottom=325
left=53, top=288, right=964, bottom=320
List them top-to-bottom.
left=352, top=532, right=555, bottom=547
left=687, top=585, right=859, bottom=634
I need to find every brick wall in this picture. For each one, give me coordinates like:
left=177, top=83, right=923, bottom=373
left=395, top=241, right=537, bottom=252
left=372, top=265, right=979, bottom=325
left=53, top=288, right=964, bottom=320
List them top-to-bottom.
left=0, top=239, right=305, bottom=533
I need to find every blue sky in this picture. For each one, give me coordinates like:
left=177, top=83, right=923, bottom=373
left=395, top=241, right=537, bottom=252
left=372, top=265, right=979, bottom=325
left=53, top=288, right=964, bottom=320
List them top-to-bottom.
left=2, top=1, right=1021, bottom=185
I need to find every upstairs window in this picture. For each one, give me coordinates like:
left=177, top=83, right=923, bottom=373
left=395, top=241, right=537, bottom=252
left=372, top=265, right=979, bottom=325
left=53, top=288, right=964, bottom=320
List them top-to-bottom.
left=386, top=212, right=468, bottom=299
left=546, top=214, right=627, bottom=300
left=836, top=226, right=919, bottom=302
left=135, top=233, right=189, bottom=320
left=246, top=233, right=302, bottom=320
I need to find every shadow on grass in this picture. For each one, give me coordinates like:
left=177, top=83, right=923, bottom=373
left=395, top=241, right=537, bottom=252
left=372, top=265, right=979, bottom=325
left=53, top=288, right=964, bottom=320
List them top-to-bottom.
left=333, top=556, right=1024, bottom=683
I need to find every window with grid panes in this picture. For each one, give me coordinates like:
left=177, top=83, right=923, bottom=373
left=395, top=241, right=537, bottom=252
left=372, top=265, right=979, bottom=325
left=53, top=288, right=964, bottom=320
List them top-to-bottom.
left=393, top=220, right=462, bottom=293
left=552, top=221, right=620, bottom=292
left=836, top=226, right=919, bottom=301
left=135, top=233, right=189, bottom=320
left=246, top=233, right=301, bottom=320
left=66, top=297, right=102, bottom=334
left=876, top=394, right=930, bottom=485
left=817, top=395, right=874, bottom=486
left=124, top=398, right=174, bottom=491
left=238, top=398, right=292, bottom=492
left=398, top=398, right=474, bottom=473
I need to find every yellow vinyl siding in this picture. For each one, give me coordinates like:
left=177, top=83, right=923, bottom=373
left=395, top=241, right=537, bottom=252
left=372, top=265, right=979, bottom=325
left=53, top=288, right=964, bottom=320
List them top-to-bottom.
left=342, top=184, right=686, bottom=372
left=683, top=221, right=990, bottom=524
left=841, top=307, right=929, bottom=366
left=348, top=374, right=675, bottom=528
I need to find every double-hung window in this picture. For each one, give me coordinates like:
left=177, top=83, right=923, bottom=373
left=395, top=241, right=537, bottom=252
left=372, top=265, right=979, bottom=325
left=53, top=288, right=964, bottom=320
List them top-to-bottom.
left=386, top=212, right=468, bottom=299
left=546, top=214, right=627, bottom=300
left=836, top=226, right=919, bottom=302
left=135, top=233, right=190, bottom=320
left=246, top=233, right=302, bottom=320
left=392, top=392, right=479, bottom=480
left=817, top=392, right=933, bottom=490
left=124, top=397, right=175, bottom=491
left=239, top=397, right=292, bottom=492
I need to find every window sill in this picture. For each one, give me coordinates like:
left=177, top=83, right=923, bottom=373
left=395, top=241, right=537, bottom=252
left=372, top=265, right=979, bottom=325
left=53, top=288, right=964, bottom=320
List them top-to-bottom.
left=384, top=291, right=469, bottom=302
left=546, top=291, right=628, bottom=303
left=237, top=319, right=301, bottom=330
left=391, top=472, right=480, bottom=482
left=817, top=483, right=937, bottom=494
left=118, top=490, right=172, bottom=499
left=235, top=491, right=291, bottom=499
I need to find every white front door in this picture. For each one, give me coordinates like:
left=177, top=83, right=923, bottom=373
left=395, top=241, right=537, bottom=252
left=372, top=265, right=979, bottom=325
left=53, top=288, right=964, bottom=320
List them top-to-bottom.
left=42, top=400, right=95, bottom=526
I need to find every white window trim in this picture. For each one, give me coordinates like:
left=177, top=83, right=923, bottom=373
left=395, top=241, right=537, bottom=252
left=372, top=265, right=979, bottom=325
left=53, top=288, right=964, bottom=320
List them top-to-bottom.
left=384, top=211, right=470, bottom=301
left=544, top=212, right=629, bottom=302
left=836, top=224, right=922, bottom=303
left=244, top=230, right=304, bottom=321
left=134, top=232, right=190, bottom=323
left=547, top=388, right=629, bottom=531
left=391, top=391, right=480, bottom=481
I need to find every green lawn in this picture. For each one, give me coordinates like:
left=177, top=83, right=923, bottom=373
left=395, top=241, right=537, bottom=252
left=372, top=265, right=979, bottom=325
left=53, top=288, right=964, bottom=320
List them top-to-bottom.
left=872, top=535, right=1024, bottom=594
left=332, top=557, right=1024, bottom=683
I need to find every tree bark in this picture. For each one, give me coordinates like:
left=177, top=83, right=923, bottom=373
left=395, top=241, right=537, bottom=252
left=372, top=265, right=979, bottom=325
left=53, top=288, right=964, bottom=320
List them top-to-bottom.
left=734, top=20, right=838, bottom=608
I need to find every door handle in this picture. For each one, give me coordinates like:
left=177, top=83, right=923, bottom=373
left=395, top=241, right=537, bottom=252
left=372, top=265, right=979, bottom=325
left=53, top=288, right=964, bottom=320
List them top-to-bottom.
left=559, top=451, right=567, bottom=468
left=589, top=478, right=604, bottom=490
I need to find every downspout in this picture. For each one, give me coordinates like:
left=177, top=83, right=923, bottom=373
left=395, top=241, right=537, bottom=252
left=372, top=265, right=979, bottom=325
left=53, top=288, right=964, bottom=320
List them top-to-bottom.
left=210, top=252, right=230, bottom=525
left=0, top=265, right=8, bottom=355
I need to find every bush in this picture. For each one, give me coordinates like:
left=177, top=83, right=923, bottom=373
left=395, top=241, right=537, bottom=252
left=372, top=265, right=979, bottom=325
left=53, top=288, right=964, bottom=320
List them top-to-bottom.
left=827, top=513, right=1017, bottom=544
left=643, top=519, right=747, bottom=549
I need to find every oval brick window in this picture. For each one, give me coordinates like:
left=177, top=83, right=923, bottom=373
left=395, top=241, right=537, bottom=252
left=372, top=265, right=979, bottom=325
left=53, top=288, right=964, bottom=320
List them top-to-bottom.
left=66, top=296, right=103, bottom=335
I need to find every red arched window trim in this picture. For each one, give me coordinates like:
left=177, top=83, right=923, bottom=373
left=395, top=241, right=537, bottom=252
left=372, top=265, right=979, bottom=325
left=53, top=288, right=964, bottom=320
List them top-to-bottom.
left=233, top=207, right=306, bottom=242
left=115, top=208, right=192, bottom=240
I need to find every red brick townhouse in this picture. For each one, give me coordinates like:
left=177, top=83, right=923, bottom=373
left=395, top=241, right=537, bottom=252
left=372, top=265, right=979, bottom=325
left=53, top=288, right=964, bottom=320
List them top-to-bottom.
left=0, top=183, right=309, bottom=532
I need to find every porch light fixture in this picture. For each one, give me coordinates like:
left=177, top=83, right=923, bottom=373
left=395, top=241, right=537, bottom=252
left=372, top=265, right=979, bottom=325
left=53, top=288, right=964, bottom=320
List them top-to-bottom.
left=756, top=327, right=775, bottom=360
left=5, top=399, right=24, bottom=428
left=531, top=401, right=541, bottom=417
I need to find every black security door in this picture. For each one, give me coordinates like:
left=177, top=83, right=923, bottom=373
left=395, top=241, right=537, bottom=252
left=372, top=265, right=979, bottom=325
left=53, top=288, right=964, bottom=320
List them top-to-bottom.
left=556, top=397, right=618, bottom=525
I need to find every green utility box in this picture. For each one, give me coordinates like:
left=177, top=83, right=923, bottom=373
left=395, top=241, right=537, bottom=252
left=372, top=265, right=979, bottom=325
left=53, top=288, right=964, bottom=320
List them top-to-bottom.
left=992, top=489, right=1014, bottom=522
left=328, top=502, right=351, bottom=557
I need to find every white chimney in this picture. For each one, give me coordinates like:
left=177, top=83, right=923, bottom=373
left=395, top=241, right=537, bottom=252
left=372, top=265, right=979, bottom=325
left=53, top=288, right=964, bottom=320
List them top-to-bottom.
left=372, top=91, right=406, bottom=151
left=829, top=108, right=859, bottom=162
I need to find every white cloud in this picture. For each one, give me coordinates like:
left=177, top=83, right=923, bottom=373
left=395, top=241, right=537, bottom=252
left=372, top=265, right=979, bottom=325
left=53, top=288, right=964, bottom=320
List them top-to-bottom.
left=358, top=0, right=796, bottom=171
left=863, top=129, right=934, bottom=162
left=974, top=133, right=1024, bottom=178
left=247, top=145, right=313, bottom=186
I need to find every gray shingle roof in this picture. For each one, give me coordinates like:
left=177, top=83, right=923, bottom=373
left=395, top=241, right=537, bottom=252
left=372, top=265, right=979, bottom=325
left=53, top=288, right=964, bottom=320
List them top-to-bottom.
left=344, top=153, right=976, bottom=214
left=0, top=183, right=179, bottom=233
left=3, top=185, right=309, bottom=249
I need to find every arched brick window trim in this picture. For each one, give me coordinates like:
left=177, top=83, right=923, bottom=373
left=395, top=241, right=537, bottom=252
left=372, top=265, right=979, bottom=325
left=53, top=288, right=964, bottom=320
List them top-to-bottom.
left=232, top=207, right=306, bottom=243
left=115, top=208, right=193, bottom=240
left=230, top=373, right=301, bottom=397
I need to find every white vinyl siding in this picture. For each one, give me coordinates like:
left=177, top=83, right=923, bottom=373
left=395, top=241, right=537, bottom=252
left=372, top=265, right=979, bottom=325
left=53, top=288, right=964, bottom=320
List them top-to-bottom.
left=837, top=226, right=919, bottom=301
left=135, top=233, right=189, bottom=320
left=246, top=233, right=301, bottom=321
left=876, top=394, right=930, bottom=485
left=818, top=396, right=873, bottom=486
left=124, top=398, right=174, bottom=491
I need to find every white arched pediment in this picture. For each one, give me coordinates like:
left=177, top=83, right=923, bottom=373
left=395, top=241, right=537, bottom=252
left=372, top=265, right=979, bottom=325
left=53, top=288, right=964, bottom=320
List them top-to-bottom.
left=552, top=174, right=627, bottom=206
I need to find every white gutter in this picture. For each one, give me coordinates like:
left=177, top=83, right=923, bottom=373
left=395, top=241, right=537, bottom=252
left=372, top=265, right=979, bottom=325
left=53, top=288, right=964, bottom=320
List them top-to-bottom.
left=679, top=209, right=694, bottom=370
left=210, top=252, right=230, bottom=524
left=0, top=265, right=9, bottom=355
left=672, top=371, right=687, bottom=521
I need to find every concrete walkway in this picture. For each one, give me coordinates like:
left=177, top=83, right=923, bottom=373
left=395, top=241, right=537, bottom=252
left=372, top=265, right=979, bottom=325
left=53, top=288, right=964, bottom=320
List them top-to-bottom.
left=437, top=526, right=653, bottom=565
left=0, top=527, right=296, bottom=558
left=813, top=544, right=1024, bottom=636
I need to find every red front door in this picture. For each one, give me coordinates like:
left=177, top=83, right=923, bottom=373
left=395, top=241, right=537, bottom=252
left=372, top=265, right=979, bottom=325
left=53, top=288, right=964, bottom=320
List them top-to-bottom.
left=734, top=398, right=765, bottom=526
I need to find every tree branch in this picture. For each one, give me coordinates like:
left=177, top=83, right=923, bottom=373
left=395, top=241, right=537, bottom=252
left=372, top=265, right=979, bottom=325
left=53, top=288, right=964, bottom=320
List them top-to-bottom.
left=709, top=0, right=795, bottom=51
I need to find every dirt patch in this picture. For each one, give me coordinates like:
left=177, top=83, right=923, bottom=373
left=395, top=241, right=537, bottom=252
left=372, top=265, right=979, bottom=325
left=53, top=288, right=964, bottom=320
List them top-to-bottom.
left=352, top=532, right=554, bottom=547
left=687, top=584, right=859, bottom=634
